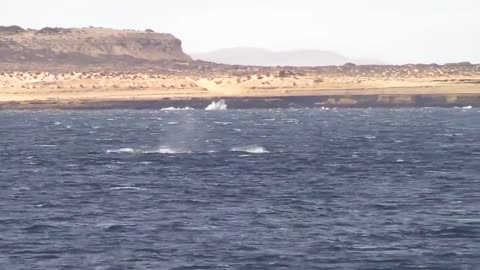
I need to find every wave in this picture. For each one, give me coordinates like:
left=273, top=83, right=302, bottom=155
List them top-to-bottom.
left=205, top=100, right=227, bottom=110
left=455, top=105, right=473, bottom=110
left=161, top=107, right=194, bottom=111
left=214, top=121, right=232, bottom=125
left=37, top=144, right=57, bottom=148
left=107, top=145, right=269, bottom=155
left=231, top=145, right=269, bottom=154
left=107, top=146, right=192, bottom=155
left=155, top=147, right=187, bottom=154
left=106, top=148, right=135, bottom=154
left=11, top=186, right=31, bottom=191
left=109, top=186, right=146, bottom=191
left=97, top=222, right=136, bottom=231
left=24, top=224, right=61, bottom=232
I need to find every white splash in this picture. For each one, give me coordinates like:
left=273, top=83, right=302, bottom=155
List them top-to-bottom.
left=205, top=100, right=227, bottom=111
left=462, top=105, right=473, bottom=110
left=161, top=107, right=194, bottom=111
left=214, top=121, right=232, bottom=125
left=231, top=145, right=269, bottom=154
left=106, top=146, right=192, bottom=155
left=145, top=146, right=191, bottom=155
left=157, top=147, right=179, bottom=154
left=106, top=148, right=135, bottom=154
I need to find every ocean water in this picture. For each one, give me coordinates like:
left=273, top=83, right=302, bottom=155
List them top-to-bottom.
left=0, top=108, right=479, bottom=269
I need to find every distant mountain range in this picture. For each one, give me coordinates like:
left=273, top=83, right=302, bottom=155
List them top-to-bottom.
left=190, top=47, right=385, bottom=66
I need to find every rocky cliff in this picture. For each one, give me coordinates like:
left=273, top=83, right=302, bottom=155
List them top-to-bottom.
left=0, top=26, right=191, bottom=66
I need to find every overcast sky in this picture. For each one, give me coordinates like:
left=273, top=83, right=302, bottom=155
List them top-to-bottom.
left=2, top=0, right=479, bottom=64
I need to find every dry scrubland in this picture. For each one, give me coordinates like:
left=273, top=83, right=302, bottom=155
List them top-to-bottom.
left=1, top=26, right=479, bottom=107
left=1, top=64, right=480, bottom=103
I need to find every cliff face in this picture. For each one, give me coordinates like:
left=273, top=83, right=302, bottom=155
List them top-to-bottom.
left=0, top=26, right=192, bottom=65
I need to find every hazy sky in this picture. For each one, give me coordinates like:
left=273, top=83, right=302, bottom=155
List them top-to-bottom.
left=2, top=0, right=479, bottom=64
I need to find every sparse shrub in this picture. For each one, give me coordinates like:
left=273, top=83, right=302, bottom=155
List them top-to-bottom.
left=0, top=25, right=25, bottom=34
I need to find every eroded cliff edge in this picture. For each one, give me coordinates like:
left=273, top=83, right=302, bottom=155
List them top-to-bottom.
left=0, top=26, right=191, bottom=66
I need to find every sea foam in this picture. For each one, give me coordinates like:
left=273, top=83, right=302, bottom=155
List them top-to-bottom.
left=161, top=107, right=194, bottom=111
left=231, top=145, right=269, bottom=154
left=106, top=146, right=192, bottom=155
left=144, top=146, right=192, bottom=155
left=106, top=148, right=136, bottom=154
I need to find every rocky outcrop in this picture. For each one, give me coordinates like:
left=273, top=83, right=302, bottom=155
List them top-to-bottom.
left=0, top=25, right=26, bottom=34
left=0, top=26, right=191, bottom=66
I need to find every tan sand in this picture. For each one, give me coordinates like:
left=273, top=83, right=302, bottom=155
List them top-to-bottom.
left=1, top=71, right=479, bottom=103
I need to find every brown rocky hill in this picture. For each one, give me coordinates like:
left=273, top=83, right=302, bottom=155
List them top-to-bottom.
left=0, top=26, right=191, bottom=67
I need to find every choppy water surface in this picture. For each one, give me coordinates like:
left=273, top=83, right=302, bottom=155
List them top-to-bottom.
left=1, top=108, right=479, bottom=269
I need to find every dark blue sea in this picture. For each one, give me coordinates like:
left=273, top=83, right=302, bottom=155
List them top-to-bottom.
left=1, top=108, right=479, bottom=270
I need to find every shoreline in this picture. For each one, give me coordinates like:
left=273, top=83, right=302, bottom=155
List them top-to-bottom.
left=1, top=64, right=479, bottom=110
left=1, top=93, right=479, bottom=110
